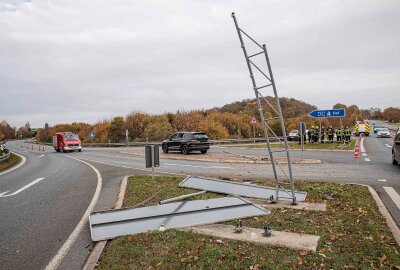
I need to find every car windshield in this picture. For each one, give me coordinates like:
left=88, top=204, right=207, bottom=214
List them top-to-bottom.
left=379, top=128, right=389, bottom=132
left=289, top=130, right=298, bottom=133
left=63, top=134, right=79, bottom=141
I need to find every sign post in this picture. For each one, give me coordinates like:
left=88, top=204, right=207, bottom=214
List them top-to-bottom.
left=250, top=117, right=257, bottom=144
left=298, top=122, right=306, bottom=159
left=125, top=129, right=129, bottom=147
left=89, top=131, right=95, bottom=143
left=145, top=145, right=160, bottom=180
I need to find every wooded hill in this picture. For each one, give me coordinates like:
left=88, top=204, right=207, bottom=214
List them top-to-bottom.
left=32, top=96, right=382, bottom=143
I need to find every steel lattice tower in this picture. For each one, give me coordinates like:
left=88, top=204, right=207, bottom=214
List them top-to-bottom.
left=232, top=12, right=296, bottom=204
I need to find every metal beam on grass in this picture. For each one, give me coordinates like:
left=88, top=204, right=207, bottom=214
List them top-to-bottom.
left=180, top=176, right=307, bottom=202
left=89, top=196, right=269, bottom=241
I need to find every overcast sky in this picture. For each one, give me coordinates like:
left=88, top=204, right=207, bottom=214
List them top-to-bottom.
left=1, top=0, right=399, bottom=128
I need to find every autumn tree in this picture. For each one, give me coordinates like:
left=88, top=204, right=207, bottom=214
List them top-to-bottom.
left=383, top=107, right=400, bottom=122
left=125, top=112, right=150, bottom=141
left=109, top=116, right=125, bottom=142
left=142, top=116, right=173, bottom=141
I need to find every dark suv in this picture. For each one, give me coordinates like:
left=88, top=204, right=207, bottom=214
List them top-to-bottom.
left=392, top=128, right=400, bottom=165
left=162, top=132, right=210, bottom=155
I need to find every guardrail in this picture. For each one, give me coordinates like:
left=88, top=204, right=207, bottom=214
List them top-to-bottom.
left=34, top=137, right=284, bottom=148
left=80, top=137, right=281, bottom=147
left=0, top=149, right=10, bottom=162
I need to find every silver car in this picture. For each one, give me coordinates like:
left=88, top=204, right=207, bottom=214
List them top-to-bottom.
left=377, top=128, right=391, bottom=138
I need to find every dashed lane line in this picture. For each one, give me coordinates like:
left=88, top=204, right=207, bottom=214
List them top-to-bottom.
left=385, top=144, right=392, bottom=148
left=364, top=158, right=371, bottom=162
left=378, top=179, right=387, bottom=182
left=383, top=187, right=400, bottom=210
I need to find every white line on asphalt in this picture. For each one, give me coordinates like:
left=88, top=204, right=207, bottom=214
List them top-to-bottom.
left=360, top=138, right=366, bottom=153
left=385, top=144, right=392, bottom=148
left=0, top=151, right=27, bottom=176
left=362, top=153, right=367, bottom=156
left=38, top=155, right=45, bottom=158
left=45, top=156, right=103, bottom=270
left=75, top=157, right=187, bottom=176
left=364, top=158, right=371, bottom=162
left=163, top=163, right=233, bottom=169
left=0, top=178, right=44, bottom=198
left=378, top=179, right=387, bottom=182
left=383, top=187, right=400, bottom=210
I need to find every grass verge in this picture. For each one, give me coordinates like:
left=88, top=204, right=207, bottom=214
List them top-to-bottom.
left=0, top=152, right=20, bottom=172
left=98, top=176, right=400, bottom=269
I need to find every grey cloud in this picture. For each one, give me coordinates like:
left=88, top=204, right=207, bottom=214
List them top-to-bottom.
left=0, top=0, right=399, bottom=128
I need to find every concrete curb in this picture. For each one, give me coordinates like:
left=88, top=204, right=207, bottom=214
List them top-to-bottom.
left=119, top=151, right=322, bottom=165
left=82, top=175, right=129, bottom=270
left=350, top=183, right=400, bottom=246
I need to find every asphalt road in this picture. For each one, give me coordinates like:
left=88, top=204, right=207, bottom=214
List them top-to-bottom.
left=1, top=134, right=399, bottom=269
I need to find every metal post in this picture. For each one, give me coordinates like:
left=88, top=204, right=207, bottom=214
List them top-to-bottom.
left=232, top=13, right=296, bottom=204
left=319, top=119, right=322, bottom=143
left=253, top=123, right=256, bottom=144
left=126, top=129, right=129, bottom=148
left=151, top=145, right=155, bottom=180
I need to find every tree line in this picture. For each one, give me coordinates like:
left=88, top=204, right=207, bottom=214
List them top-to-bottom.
left=1, top=97, right=399, bottom=143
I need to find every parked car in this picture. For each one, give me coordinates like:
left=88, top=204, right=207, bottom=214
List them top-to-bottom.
left=374, top=126, right=384, bottom=133
left=377, top=128, right=391, bottom=138
left=393, top=128, right=400, bottom=165
left=287, top=130, right=299, bottom=141
left=162, top=132, right=210, bottom=155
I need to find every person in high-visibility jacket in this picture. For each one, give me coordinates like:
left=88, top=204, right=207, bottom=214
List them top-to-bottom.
left=312, top=126, right=319, bottom=143
left=327, top=126, right=334, bottom=143
left=344, top=127, right=351, bottom=143
left=336, top=128, right=342, bottom=143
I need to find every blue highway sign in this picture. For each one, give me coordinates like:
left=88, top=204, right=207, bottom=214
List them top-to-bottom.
left=308, top=109, right=345, bottom=118
left=90, top=131, right=95, bottom=138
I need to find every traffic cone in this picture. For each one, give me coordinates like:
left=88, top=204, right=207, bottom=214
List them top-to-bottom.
left=353, top=141, right=360, bottom=158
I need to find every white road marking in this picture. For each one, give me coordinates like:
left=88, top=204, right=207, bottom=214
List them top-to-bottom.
left=360, top=138, right=366, bottom=153
left=385, top=144, right=392, bottom=148
left=0, top=152, right=27, bottom=176
left=362, top=153, right=367, bottom=156
left=38, top=155, right=45, bottom=158
left=45, top=155, right=103, bottom=270
left=75, top=157, right=187, bottom=176
left=364, top=158, right=371, bottom=162
left=163, top=163, right=233, bottom=169
left=0, top=178, right=44, bottom=198
left=378, top=179, right=387, bottom=182
left=383, top=187, right=400, bottom=210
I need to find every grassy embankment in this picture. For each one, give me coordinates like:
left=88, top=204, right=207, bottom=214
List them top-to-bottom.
left=0, top=152, right=20, bottom=172
left=98, top=176, right=400, bottom=269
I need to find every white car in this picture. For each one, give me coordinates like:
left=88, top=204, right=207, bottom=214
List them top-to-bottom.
left=377, top=128, right=391, bottom=138
left=287, top=130, right=299, bottom=141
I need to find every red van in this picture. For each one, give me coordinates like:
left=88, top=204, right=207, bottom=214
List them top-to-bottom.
left=52, top=132, right=82, bottom=152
